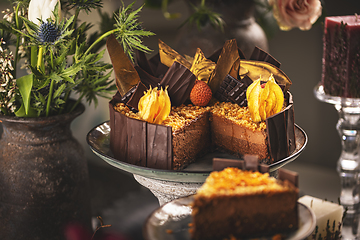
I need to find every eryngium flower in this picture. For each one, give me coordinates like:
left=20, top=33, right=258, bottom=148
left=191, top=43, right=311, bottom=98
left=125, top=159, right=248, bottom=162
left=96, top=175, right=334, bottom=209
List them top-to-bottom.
left=38, top=21, right=60, bottom=43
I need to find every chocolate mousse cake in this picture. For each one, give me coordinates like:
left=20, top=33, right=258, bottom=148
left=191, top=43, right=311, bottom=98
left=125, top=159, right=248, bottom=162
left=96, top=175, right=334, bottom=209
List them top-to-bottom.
left=107, top=36, right=296, bottom=170
left=191, top=166, right=299, bottom=239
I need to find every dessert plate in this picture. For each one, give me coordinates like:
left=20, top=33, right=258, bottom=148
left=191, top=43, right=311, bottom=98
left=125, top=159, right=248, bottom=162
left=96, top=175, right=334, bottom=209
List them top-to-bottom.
left=87, top=121, right=307, bottom=182
left=143, top=195, right=316, bottom=240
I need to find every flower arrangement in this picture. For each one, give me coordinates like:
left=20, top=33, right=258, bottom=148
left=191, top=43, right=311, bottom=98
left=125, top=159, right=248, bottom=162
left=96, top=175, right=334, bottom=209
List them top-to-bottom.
left=0, top=0, right=154, bottom=117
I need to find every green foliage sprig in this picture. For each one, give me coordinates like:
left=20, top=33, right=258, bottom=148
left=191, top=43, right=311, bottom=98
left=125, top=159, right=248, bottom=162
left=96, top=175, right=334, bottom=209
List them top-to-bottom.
left=0, top=0, right=154, bottom=117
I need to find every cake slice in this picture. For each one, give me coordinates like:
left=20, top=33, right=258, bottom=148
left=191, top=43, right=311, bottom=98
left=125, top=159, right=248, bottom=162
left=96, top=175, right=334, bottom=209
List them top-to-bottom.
left=191, top=167, right=299, bottom=239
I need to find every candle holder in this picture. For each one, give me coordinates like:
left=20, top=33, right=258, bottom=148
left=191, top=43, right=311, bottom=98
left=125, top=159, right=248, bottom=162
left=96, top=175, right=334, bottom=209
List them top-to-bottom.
left=314, top=84, right=360, bottom=211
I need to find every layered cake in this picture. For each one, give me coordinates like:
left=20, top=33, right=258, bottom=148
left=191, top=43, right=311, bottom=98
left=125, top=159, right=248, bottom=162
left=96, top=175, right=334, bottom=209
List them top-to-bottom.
left=321, top=15, right=360, bottom=98
left=108, top=35, right=296, bottom=170
left=191, top=166, right=299, bottom=239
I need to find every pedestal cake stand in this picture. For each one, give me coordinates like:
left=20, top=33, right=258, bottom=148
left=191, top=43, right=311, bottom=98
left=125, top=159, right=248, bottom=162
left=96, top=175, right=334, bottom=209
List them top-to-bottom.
left=87, top=121, right=307, bottom=205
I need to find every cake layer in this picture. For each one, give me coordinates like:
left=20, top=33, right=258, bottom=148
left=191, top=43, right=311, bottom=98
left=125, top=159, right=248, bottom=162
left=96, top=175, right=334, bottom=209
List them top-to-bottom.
left=171, top=112, right=211, bottom=170
left=210, top=114, right=269, bottom=159
left=191, top=168, right=299, bottom=239
left=192, top=193, right=298, bottom=239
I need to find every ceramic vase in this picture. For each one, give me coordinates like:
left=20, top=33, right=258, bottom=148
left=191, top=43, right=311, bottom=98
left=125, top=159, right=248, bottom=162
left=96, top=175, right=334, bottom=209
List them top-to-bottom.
left=175, top=0, right=268, bottom=58
left=0, top=102, right=92, bottom=240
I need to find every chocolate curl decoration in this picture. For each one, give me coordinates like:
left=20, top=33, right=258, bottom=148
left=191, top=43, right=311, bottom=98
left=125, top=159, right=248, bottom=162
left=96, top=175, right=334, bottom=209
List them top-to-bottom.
left=106, top=34, right=140, bottom=96
left=249, top=47, right=281, bottom=68
left=135, top=50, right=155, bottom=76
left=159, top=61, right=196, bottom=106
left=266, top=92, right=296, bottom=162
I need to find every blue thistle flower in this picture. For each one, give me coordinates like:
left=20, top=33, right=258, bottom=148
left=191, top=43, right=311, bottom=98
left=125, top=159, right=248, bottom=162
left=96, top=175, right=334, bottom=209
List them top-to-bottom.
left=38, top=21, right=60, bottom=44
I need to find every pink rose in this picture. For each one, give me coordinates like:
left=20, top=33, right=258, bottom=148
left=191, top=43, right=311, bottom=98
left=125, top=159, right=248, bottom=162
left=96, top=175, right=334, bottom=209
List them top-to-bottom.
left=268, top=0, right=322, bottom=31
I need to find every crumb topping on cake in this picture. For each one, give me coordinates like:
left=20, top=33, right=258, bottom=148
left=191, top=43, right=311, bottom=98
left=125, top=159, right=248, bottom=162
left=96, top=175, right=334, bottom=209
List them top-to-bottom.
left=114, top=101, right=266, bottom=132
left=211, top=102, right=266, bottom=131
left=114, top=103, right=210, bottom=132
left=114, top=103, right=141, bottom=120
left=163, top=104, right=210, bottom=132
left=196, top=167, right=292, bottom=197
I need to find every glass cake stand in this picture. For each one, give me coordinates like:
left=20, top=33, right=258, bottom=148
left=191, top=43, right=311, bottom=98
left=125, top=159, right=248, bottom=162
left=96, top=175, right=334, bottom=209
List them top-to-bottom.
left=314, top=83, right=360, bottom=239
left=87, top=121, right=307, bottom=205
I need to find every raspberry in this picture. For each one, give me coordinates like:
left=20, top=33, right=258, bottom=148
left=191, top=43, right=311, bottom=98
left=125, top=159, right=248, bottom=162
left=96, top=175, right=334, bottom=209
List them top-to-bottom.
left=190, top=80, right=212, bottom=106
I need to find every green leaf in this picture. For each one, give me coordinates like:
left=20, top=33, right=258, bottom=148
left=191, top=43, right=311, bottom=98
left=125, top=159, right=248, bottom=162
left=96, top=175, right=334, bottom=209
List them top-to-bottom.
left=49, top=72, right=63, bottom=82
left=16, top=74, right=34, bottom=116
left=53, top=83, right=66, bottom=99
left=15, top=104, right=38, bottom=117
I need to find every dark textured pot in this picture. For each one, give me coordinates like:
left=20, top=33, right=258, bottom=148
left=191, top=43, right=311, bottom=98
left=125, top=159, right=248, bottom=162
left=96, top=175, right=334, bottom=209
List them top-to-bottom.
left=175, top=0, right=269, bottom=58
left=0, top=103, right=92, bottom=240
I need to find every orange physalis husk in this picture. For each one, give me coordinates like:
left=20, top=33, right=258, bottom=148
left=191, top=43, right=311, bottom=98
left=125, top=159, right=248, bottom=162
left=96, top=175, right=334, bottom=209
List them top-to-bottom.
left=246, top=74, right=284, bottom=123
left=138, top=86, right=171, bottom=124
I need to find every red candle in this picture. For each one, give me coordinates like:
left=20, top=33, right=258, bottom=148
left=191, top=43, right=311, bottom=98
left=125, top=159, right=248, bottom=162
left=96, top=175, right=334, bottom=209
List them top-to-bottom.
left=322, top=15, right=360, bottom=98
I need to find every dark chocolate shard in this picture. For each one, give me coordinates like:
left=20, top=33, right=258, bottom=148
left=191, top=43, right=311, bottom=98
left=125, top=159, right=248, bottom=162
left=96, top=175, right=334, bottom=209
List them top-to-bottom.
left=106, top=34, right=140, bottom=96
left=159, top=39, right=192, bottom=69
left=208, top=39, right=240, bottom=94
left=249, top=46, right=281, bottom=68
left=209, top=47, right=246, bottom=63
left=135, top=50, right=154, bottom=76
left=148, top=53, right=169, bottom=78
left=229, top=57, right=240, bottom=79
left=160, top=61, right=196, bottom=106
left=134, top=66, right=161, bottom=88
left=214, top=74, right=252, bottom=106
left=126, top=81, right=148, bottom=111
left=120, top=87, right=137, bottom=112
left=266, top=92, right=296, bottom=162
left=147, top=123, right=173, bottom=170
left=213, top=158, right=245, bottom=171
left=278, top=168, right=299, bottom=188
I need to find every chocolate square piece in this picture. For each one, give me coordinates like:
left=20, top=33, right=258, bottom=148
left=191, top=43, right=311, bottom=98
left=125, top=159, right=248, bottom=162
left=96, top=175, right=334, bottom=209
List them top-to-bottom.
left=214, top=75, right=252, bottom=106
left=213, top=158, right=245, bottom=171
left=278, top=168, right=299, bottom=187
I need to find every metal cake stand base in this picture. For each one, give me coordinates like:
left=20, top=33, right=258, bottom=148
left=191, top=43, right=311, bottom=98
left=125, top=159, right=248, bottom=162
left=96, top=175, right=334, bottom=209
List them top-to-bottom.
left=133, top=174, right=203, bottom=205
